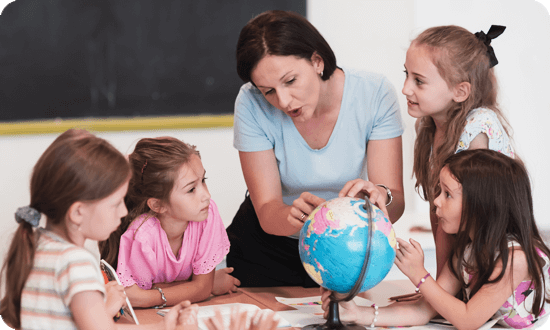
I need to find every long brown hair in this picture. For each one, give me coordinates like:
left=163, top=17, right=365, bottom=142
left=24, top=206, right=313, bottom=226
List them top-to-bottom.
left=236, top=10, right=337, bottom=83
left=412, top=25, right=512, bottom=202
left=0, top=129, right=130, bottom=328
left=99, top=136, right=199, bottom=269
left=444, top=149, right=550, bottom=317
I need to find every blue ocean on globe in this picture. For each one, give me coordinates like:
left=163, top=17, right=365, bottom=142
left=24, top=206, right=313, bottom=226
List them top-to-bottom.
left=299, top=197, right=396, bottom=293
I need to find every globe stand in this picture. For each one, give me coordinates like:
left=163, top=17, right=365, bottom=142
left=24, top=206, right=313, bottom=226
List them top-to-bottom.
left=302, top=200, right=374, bottom=330
left=301, top=301, right=366, bottom=330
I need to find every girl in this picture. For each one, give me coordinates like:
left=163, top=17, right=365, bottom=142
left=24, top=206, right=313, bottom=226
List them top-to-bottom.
left=403, top=24, right=515, bottom=276
left=0, top=129, right=196, bottom=330
left=100, top=137, right=234, bottom=308
left=322, top=149, right=550, bottom=329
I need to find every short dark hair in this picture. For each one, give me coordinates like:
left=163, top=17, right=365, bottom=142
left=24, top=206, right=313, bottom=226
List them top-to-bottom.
left=236, top=10, right=337, bottom=83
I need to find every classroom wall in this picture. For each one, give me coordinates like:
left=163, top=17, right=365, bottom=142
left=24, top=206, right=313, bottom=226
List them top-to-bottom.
left=0, top=0, right=549, bottom=266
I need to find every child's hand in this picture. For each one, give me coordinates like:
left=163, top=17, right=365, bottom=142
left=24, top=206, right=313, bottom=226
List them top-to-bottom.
left=338, top=179, right=389, bottom=218
left=394, top=238, right=428, bottom=285
left=212, top=267, right=241, bottom=295
left=104, top=281, right=126, bottom=318
left=320, top=287, right=359, bottom=323
left=163, top=300, right=198, bottom=330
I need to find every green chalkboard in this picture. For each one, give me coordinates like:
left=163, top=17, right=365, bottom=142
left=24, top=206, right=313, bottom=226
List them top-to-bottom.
left=0, top=0, right=306, bottom=121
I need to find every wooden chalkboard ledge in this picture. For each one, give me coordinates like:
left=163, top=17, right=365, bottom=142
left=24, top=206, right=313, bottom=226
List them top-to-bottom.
left=0, top=115, right=234, bottom=136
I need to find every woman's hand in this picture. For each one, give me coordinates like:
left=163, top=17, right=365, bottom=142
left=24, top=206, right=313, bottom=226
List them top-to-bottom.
left=339, top=179, right=389, bottom=218
left=289, top=192, right=325, bottom=226
left=394, top=238, right=428, bottom=285
left=212, top=267, right=241, bottom=295
left=104, top=281, right=126, bottom=318
left=320, top=287, right=359, bottom=324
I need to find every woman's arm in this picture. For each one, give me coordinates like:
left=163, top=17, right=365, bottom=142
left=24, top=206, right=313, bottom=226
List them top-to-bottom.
left=355, top=136, right=404, bottom=223
left=239, top=150, right=325, bottom=236
left=125, top=271, right=215, bottom=307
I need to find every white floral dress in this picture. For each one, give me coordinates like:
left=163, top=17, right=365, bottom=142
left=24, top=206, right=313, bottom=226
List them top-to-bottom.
left=456, top=107, right=514, bottom=157
left=463, top=241, right=550, bottom=328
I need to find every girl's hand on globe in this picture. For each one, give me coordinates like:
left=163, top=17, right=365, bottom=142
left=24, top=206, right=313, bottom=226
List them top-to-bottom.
left=338, top=179, right=389, bottom=219
left=289, top=192, right=326, bottom=226
left=394, top=238, right=427, bottom=285
left=320, top=288, right=359, bottom=323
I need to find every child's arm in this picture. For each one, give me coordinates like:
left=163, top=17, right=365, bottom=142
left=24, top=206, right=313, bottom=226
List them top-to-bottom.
left=396, top=238, right=528, bottom=330
left=212, top=267, right=241, bottom=295
left=125, top=270, right=215, bottom=307
left=105, top=281, right=127, bottom=318
left=71, top=290, right=197, bottom=330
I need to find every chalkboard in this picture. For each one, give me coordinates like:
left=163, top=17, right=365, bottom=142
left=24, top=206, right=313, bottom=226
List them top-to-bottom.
left=0, top=0, right=306, bottom=121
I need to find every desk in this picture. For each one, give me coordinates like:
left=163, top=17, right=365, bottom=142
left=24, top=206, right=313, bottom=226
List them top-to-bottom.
left=131, top=280, right=416, bottom=329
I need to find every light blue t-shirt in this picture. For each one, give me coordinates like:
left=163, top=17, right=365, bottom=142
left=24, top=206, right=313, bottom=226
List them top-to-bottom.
left=233, top=68, right=404, bottom=206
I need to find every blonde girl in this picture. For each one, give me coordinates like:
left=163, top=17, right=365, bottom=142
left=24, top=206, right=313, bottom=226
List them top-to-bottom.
left=403, top=25, right=514, bottom=276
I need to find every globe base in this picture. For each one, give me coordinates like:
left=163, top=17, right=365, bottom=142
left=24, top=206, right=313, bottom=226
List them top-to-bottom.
left=301, top=300, right=367, bottom=330
left=301, top=323, right=366, bottom=330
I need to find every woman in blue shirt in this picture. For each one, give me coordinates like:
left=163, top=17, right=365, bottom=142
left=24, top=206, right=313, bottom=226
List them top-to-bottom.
left=227, top=10, right=405, bottom=287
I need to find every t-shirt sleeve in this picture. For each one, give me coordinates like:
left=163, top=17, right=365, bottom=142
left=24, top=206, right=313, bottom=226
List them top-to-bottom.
left=368, top=76, right=405, bottom=140
left=233, top=86, right=275, bottom=152
left=456, top=108, right=513, bottom=156
left=192, top=200, right=230, bottom=275
left=117, top=228, right=157, bottom=290
left=56, top=247, right=105, bottom=307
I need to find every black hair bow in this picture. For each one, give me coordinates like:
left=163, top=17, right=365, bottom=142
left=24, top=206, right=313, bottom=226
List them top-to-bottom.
left=475, top=25, right=506, bottom=68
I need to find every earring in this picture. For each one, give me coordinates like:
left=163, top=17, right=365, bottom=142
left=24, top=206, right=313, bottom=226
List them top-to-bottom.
left=319, top=71, right=323, bottom=77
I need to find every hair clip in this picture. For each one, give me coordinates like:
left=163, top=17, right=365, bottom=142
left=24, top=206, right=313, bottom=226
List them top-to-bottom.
left=475, top=25, right=506, bottom=68
left=141, top=159, right=148, bottom=183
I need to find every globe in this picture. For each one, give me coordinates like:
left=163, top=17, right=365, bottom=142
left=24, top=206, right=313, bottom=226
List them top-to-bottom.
left=299, top=197, right=396, bottom=294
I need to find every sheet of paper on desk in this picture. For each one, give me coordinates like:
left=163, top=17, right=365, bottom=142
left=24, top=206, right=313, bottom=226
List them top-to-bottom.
left=274, top=295, right=374, bottom=327
left=157, top=303, right=291, bottom=329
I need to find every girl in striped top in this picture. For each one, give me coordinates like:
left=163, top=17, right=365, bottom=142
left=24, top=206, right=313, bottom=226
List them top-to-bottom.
left=0, top=129, right=197, bottom=330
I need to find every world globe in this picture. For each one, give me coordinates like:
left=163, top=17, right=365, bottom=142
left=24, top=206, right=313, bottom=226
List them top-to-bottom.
left=299, top=197, right=396, bottom=294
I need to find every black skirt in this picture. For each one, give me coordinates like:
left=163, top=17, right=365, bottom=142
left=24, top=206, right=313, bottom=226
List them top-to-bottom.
left=226, top=193, right=318, bottom=288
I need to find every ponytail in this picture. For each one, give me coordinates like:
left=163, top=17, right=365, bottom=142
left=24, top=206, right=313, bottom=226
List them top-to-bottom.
left=0, top=223, right=38, bottom=328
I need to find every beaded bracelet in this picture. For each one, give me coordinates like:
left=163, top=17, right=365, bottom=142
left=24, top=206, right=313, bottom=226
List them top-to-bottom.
left=415, top=273, right=431, bottom=293
left=370, top=303, right=379, bottom=328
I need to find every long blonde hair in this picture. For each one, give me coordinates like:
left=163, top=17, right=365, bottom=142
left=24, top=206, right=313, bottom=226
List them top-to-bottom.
left=412, top=25, right=512, bottom=202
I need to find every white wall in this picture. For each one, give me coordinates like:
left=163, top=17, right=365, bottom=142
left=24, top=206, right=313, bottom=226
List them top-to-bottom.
left=1, top=0, right=549, bottom=265
left=308, top=0, right=550, bottom=227
left=0, top=128, right=247, bottom=260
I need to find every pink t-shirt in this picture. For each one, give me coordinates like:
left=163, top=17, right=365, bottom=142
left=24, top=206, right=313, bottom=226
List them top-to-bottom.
left=116, top=199, right=230, bottom=289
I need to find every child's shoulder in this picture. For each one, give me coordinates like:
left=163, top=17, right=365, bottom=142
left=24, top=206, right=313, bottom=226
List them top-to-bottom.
left=465, top=107, right=500, bottom=123
left=124, top=214, right=162, bottom=240
left=37, top=229, right=97, bottom=268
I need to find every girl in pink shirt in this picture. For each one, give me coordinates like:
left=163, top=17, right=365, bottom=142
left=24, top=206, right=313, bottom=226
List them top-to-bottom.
left=100, top=136, right=238, bottom=308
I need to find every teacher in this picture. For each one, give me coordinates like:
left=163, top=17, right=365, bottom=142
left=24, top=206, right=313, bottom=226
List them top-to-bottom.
left=226, top=10, right=405, bottom=287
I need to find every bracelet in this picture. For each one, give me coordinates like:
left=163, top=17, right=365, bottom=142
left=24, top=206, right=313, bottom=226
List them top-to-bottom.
left=376, top=184, right=393, bottom=206
left=415, top=273, right=431, bottom=293
left=152, top=286, right=167, bottom=309
left=369, top=303, right=379, bottom=328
